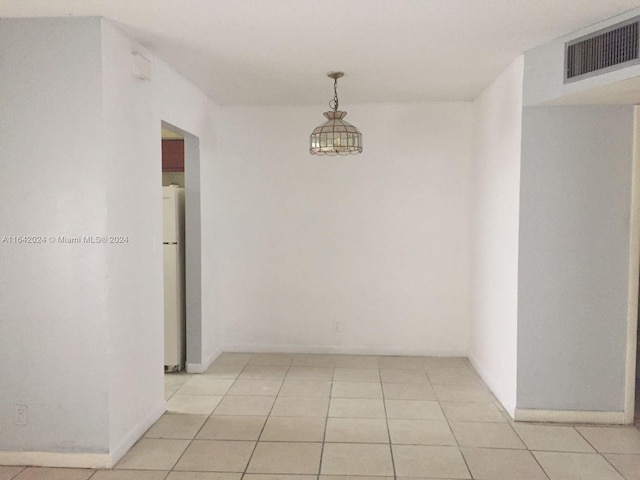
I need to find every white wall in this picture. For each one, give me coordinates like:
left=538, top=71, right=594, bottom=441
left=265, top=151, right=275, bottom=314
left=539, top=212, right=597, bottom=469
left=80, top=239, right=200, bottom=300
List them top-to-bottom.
left=0, top=17, right=221, bottom=464
left=0, top=18, right=111, bottom=454
left=101, top=20, right=220, bottom=459
left=101, top=21, right=167, bottom=459
left=469, top=57, right=524, bottom=417
left=215, top=103, right=473, bottom=355
left=517, top=105, right=634, bottom=414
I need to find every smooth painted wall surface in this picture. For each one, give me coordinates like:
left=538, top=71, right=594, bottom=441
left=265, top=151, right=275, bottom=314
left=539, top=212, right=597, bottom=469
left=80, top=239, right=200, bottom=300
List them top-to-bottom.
left=0, top=17, right=221, bottom=460
left=0, top=18, right=110, bottom=452
left=101, top=20, right=219, bottom=457
left=101, top=21, right=167, bottom=457
left=469, top=56, right=524, bottom=417
left=215, top=103, right=473, bottom=355
left=518, top=105, right=634, bottom=412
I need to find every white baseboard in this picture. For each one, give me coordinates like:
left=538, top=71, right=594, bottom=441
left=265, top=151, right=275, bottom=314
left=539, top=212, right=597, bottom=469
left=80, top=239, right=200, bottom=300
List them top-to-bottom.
left=222, top=344, right=468, bottom=357
left=186, top=347, right=223, bottom=373
left=108, top=400, right=167, bottom=465
left=0, top=401, right=167, bottom=469
left=514, top=408, right=626, bottom=424
left=0, top=451, right=112, bottom=469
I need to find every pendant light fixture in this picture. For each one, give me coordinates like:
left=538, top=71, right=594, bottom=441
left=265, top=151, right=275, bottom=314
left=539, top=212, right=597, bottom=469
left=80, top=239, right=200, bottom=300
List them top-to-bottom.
left=309, top=72, right=362, bottom=156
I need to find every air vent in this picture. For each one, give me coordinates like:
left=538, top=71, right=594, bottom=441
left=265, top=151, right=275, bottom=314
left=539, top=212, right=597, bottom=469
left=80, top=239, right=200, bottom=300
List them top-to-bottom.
left=565, top=17, right=640, bottom=83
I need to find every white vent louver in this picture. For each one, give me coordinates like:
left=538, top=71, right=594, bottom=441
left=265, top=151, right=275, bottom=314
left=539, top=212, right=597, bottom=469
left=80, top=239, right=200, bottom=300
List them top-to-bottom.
left=565, top=17, right=640, bottom=83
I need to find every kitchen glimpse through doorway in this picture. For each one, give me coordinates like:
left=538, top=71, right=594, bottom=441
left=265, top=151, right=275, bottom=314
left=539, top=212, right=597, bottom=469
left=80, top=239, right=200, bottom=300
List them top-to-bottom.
left=161, top=121, right=203, bottom=373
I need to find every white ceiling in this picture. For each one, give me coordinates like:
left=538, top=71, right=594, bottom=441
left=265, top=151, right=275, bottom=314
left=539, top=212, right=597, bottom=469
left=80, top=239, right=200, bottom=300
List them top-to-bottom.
left=3, top=0, right=640, bottom=105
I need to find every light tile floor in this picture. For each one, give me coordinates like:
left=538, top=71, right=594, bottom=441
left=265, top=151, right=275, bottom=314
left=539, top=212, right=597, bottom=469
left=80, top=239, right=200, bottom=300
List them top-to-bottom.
left=3, top=353, right=640, bottom=479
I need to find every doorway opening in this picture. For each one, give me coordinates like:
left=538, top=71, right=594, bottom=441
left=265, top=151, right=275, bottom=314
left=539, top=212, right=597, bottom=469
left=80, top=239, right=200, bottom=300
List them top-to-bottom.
left=161, top=121, right=203, bottom=373
left=162, top=128, right=185, bottom=371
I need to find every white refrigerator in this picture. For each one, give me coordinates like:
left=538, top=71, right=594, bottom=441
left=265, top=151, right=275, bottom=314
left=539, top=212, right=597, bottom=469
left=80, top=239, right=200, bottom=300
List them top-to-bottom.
left=163, top=185, right=186, bottom=372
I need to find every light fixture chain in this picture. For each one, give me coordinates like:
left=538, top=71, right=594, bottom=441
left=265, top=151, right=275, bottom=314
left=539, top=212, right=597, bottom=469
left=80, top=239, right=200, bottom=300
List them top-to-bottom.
left=330, top=77, right=339, bottom=112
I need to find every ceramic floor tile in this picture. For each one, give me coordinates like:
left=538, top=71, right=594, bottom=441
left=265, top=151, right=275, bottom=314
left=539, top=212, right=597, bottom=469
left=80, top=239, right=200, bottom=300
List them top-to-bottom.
left=211, top=353, right=253, bottom=366
left=247, top=353, right=294, bottom=366
left=149, top=354, right=640, bottom=480
left=292, top=354, right=336, bottom=367
left=333, top=355, right=379, bottom=368
left=378, top=356, right=425, bottom=370
left=423, top=357, right=470, bottom=370
left=425, top=362, right=473, bottom=374
left=203, top=364, right=244, bottom=378
left=238, top=366, right=288, bottom=380
left=286, top=367, right=334, bottom=381
left=333, top=368, right=381, bottom=382
left=380, top=368, right=429, bottom=384
left=428, top=371, right=485, bottom=386
left=164, top=373, right=192, bottom=388
left=165, top=374, right=192, bottom=399
left=176, top=377, right=234, bottom=395
left=226, top=380, right=282, bottom=396
left=279, top=380, right=332, bottom=398
left=331, top=381, right=383, bottom=398
left=382, top=382, right=436, bottom=400
left=165, top=384, right=181, bottom=400
left=433, top=384, right=494, bottom=402
left=167, top=394, right=223, bottom=415
left=213, top=395, right=275, bottom=416
left=270, top=396, right=329, bottom=417
left=328, top=398, right=386, bottom=418
left=385, top=399, right=445, bottom=420
left=440, top=401, right=506, bottom=422
left=144, top=413, right=208, bottom=439
left=196, top=415, right=266, bottom=440
left=260, top=416, right=326, bottom=441
left=325, top=417, right=390, bottom=443
left=387, top=419, right=456, bottom=445
left=450, top=421, right=525, bottom=449
left=513, top=424, right=595, bottom=452
left=577, top=427, right=640, bottom=454
left=115, top=439, right=190, bottom=470
left=173, top=440, right=255, bottom=472
left=246, top=442, right=322, bottom=474
left=321, top=443, right=394, bottom=476
left=392, top=445, right=470, bottom=478
left=462, top=447, right=548, bottom=480
left=534, top=451, right=625, bottom=480
left=604, top=454, right=640, bottom=480
left=0, top=467, right=24, bottom=480
left=12, top=468, right=94, bottom=480
left=90, top=471, right=168, bottom=480
left=166, top=473, right=242, bottom=480
left=244, top=476, right=316, bottom=480
left=319, top=477, right=392, bottom=480
left=395, top=478, right=465, bottom=480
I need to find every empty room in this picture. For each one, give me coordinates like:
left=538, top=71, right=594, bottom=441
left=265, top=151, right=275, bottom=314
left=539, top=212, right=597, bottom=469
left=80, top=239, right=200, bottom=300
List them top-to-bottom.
left=3, top=1, right=640, bottom=479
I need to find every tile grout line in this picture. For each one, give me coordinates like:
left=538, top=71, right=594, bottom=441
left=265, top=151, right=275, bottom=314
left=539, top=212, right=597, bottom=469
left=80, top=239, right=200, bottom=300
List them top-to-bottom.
left=167, top=353, right=252, bottom=476
left=240, top=355, right=292, bottom=479
left=241, top=355, right=304, bottom=479
left=380, top=361, right=398, bottom=480
left=316, top=362, right=336, bottom=480
left=426, top=365, right=476, bottom=480
left=507, top=419, right=552, bottom=480
left=573, top=425, right=632, bottom=479
left=85, top=467, right=98, bottom=479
